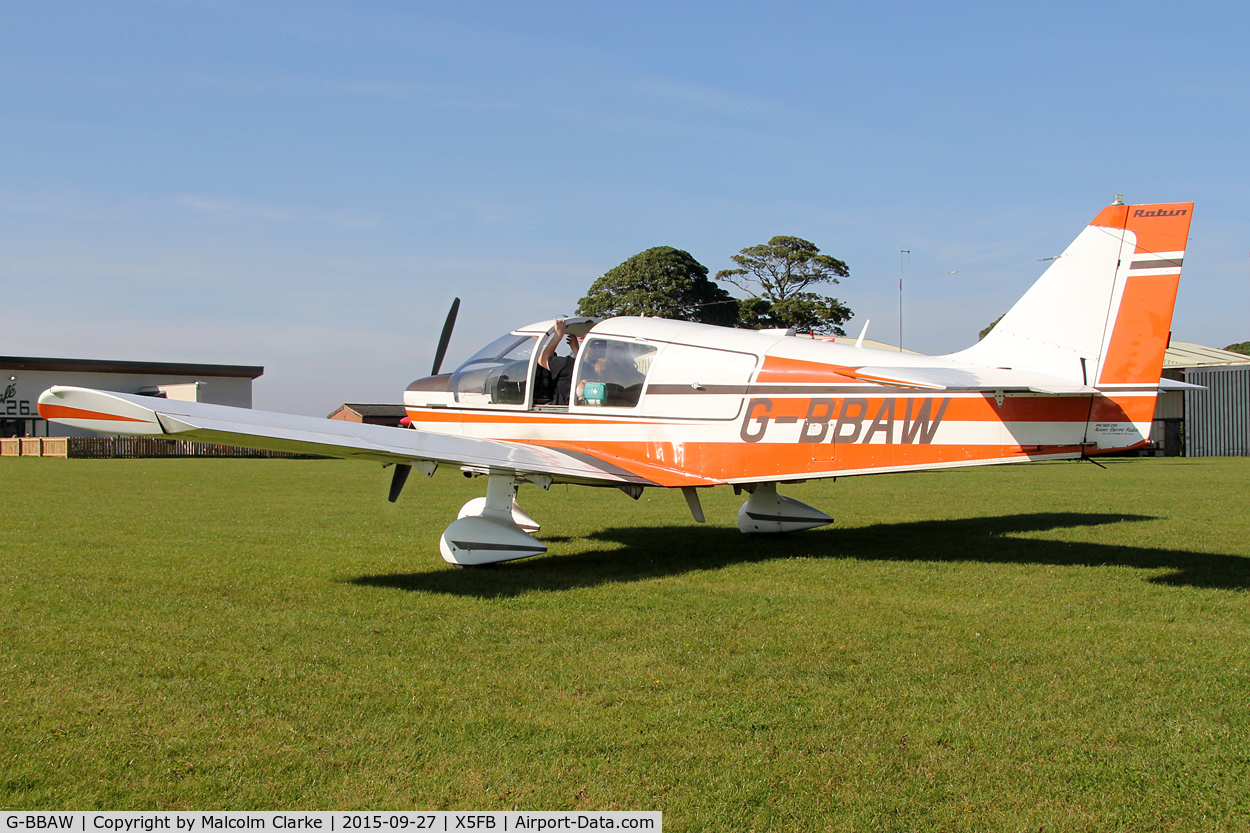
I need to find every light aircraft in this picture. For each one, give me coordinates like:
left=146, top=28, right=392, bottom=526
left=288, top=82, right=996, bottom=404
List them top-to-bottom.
left=39, top=201, right=1195, bottom=566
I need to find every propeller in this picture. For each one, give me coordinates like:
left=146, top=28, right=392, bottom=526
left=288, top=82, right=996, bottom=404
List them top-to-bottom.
left=391, top=297, right=459, bottom=504
left=392, top=297, right=459, bottom=503
left=431, top=297, right=461, bottom=376
left=388, top=463, right=411, bottom=503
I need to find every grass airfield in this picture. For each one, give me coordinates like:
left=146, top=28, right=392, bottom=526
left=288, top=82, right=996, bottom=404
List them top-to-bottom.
left=2, top=456, right=1249, bottom=830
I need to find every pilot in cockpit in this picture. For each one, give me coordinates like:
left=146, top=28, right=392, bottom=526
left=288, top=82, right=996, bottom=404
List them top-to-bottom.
left=535, top=318, right=580, bottom=405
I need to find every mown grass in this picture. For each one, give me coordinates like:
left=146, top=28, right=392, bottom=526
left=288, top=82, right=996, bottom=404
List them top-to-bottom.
left=1, top=456, right=1248, bottom=830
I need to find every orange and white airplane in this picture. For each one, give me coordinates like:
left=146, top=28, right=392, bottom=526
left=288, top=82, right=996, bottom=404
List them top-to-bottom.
left=39, top=200, right=1195, bottom=566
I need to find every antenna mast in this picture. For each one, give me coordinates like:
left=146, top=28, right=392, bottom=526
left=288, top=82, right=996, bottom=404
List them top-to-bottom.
left=899, top=249, right=910, bottom=352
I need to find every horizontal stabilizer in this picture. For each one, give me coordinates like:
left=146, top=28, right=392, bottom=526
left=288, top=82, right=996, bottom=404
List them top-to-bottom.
left=1158, top=377, right=1206, bottom=391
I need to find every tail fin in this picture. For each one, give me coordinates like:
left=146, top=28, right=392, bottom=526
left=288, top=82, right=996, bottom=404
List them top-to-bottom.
left=952, top=201, right=1193, bottom=388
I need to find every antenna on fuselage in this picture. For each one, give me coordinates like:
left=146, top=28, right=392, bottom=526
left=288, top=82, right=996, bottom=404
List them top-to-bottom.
left=899, top=250, right=910, bottom=352
left=855, top=319, right=870, bottom=349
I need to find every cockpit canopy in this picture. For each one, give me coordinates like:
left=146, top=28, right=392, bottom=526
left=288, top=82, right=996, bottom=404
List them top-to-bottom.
left=404, top=315, right=775, bottom=417
left=405, top=317, right=603, bottom=410
left=441, top=328, right=659, bottom=409
left=450, top=332, right=537, bottom=406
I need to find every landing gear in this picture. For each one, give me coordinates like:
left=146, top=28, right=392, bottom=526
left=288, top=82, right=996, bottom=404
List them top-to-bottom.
left=440, top=472, right=546, bottom=566
left=439, top=475, right=831, bottom=564
left=737, top=482, right=833, bottom=535
left=456, top=495, right=540, bottom=531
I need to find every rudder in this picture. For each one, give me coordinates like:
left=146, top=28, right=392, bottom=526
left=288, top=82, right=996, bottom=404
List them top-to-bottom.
left=1085, top=202, right=1192, bottom=452
left=1091, top=203, right=1191, bottom=387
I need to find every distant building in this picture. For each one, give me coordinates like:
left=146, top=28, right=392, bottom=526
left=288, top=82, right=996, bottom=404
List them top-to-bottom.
left=813, top=335, right=924, bottom=354
left=1155, top=342, right=1250, bottom=457
left=1, top=356, right=263, bottom=438
left=327, top=403, right=408, bottom=427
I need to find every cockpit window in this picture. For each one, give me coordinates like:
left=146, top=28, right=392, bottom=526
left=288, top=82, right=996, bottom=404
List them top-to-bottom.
left=451, top=334, right=537, bottom=406
left=573, top=338, right=657, bottom=408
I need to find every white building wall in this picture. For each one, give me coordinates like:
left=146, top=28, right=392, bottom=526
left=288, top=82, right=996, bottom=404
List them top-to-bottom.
left=2, top=369, right=254, bottom=437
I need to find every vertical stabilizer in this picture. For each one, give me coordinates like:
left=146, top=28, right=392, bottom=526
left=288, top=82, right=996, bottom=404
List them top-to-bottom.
left=952, top=202, right=1193, bottom=389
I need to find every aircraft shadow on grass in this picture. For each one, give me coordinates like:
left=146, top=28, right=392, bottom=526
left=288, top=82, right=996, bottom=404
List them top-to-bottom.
left=348, top=512, right=1250, bottom=598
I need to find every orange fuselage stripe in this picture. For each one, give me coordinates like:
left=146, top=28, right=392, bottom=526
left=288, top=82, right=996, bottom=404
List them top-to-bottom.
left=406, top=393, right=1155, bottom=486
left=408, top=393, right=1150, bottom=426
left=406, top=409, right=664, bottom=425
left=513, top=439, right=1086, bottom=484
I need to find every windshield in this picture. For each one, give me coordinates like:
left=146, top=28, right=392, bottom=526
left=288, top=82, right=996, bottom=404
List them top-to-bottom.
left=451, top=334, right=537, bottom=406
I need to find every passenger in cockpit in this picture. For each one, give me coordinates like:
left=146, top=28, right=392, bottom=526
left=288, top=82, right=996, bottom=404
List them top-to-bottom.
left=535, top=318, right=580, bottom=405
left=574, top=338, right=650, bottom=407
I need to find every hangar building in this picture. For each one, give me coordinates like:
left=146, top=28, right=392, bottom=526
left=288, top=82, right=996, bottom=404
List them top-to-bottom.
left=1155, top=342, right=1250, bottom=457
left=0, top=356, right=263, bottom=438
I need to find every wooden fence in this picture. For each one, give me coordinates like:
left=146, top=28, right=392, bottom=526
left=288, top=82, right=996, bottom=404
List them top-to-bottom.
left=2, top=437, right=67, bottom=457
left=66, top=437, right=320, bottom=459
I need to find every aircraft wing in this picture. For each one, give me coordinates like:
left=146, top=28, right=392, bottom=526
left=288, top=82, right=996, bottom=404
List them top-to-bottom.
left=37, top=386, right=654, bottom=486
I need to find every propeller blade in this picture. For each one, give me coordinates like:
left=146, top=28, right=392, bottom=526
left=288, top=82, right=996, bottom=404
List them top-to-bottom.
left=431, top=297, right=461, bottom=376
left=388, top=464, right=412, bottom=503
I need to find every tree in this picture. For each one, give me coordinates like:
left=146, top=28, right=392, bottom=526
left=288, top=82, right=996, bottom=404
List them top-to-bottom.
left=715, top=236, right=852, bottom=335
left=577, top=246, right=738, bottom=326
left=735, top=294, right=854, bottom=333
left=980, top=314, right=1005, bottom=340
left=1224, top=341, right=1250, bottom=356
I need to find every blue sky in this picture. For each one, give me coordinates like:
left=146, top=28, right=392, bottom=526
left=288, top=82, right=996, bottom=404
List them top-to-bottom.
left=3, top=1, right=1247, bottom=415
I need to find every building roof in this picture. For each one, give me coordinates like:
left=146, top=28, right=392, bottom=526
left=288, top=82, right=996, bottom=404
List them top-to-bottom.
left=1164, top=341, right=1250, bottom=369
left=0, top=355, right=264, bottom=379
left=329, top=404, right=408, bottom=418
